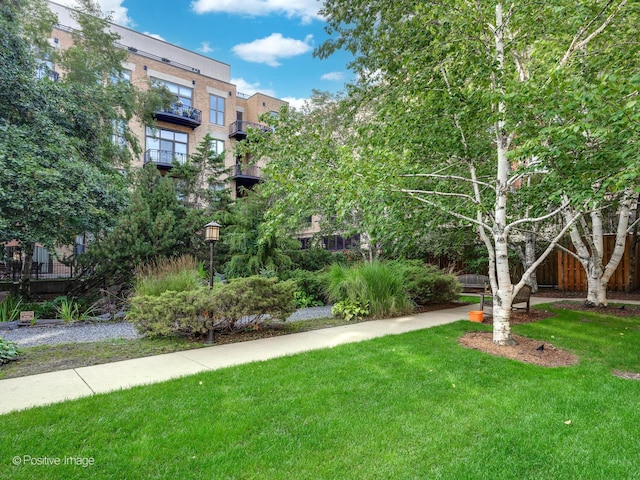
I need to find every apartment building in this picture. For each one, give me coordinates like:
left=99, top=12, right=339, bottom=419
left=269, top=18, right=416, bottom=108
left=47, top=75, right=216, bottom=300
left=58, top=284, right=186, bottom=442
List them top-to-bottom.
left=47, top=1, right=288, bottom=199
left=1, top=2, right=289, bottom=280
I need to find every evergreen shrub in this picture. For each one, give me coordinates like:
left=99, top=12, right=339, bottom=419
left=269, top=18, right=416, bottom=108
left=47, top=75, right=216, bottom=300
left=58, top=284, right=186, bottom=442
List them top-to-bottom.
left=128, top=276, right=296, bottom=338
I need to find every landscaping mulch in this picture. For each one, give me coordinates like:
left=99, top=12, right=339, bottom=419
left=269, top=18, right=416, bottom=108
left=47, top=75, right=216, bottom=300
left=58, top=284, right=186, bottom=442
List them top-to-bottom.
left=459, top=332, right=580, bottom=367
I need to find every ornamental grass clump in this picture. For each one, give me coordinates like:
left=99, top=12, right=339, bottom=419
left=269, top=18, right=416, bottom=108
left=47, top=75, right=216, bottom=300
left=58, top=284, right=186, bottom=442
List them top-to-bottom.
left=134, top=255, right=202, bottom=297
left=324, top=262, right=414, bottom=319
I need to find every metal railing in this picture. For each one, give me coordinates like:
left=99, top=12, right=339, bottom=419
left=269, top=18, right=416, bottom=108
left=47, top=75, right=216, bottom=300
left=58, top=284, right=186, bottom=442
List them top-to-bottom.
left=157, top=103, right=202, bottom=123
left=229, top=120, right=272, bottom=137
left=144, top=149, right=187, bottom=167
left=233, top=164, right=261, bottom=178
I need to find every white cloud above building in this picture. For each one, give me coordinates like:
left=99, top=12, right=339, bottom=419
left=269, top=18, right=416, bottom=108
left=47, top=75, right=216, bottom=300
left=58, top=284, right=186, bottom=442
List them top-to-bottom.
left=55, top=0, right=133, bottom=26
left=191, top=0, right=321, bottom=24
left=232, top=33, right=313, bottom=67
left=198, top=41, right=214, bottom=54
left=321, top=71, right=344, bottom=82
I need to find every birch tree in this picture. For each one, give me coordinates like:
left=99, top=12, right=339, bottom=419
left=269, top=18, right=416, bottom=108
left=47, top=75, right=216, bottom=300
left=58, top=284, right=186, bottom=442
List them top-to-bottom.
left=315, top=0, right=638, bottom=344
left=561, top=191, right=639, bottom=306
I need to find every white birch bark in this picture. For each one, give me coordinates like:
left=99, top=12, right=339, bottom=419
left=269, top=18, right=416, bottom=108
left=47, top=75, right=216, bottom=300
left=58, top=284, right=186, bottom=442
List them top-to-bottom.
left=491, top=3, right=517, bottom=346
left=564, top=189, right=635, bottom=306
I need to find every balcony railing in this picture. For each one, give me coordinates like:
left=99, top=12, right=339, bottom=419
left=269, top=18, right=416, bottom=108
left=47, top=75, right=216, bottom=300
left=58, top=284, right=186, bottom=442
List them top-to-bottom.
left=35, top=65, right=59, bottom=82
left=154, top=104, right=202, bottom=128
left=228, top=120, right=272, bottom=139
left=144, top=149, right=187, bottom=169
left=232, top=164, right=261, bottom=178
left=232, top=164, right=262, bottom=193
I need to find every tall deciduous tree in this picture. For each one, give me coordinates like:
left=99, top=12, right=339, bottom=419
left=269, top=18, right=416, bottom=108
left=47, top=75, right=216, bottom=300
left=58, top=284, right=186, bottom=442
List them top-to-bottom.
left=0, top=0, right=171, bottom=293
left=310, top=1, right=639, bottom=344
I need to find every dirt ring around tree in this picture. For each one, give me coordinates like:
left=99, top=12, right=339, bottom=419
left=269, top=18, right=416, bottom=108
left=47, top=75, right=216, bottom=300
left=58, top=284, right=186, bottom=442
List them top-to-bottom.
left=458, top=332, right=580, bottom=367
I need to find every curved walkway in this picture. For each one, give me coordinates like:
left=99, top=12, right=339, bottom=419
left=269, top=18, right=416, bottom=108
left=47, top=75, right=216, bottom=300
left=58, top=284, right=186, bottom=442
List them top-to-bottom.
left=0, top=298, right=557, bottom=415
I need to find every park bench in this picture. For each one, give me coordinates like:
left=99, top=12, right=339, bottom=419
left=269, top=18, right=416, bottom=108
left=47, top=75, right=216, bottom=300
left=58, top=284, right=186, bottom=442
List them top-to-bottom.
left=456, top=274, right=490, bottom=292
left=480, top=285, right=531, bottom=314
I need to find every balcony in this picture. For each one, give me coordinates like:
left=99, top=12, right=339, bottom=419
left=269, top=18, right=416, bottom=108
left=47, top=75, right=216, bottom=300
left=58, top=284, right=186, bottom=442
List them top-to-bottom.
left=35, top=65, right=59, bottom=82
left=154, top=104, right=202, bottom=129
left=228, top=120, right=271, bottom=140
left=144, top=149, right=187, bottom=170
left=231, top=163, right=262, bottom=192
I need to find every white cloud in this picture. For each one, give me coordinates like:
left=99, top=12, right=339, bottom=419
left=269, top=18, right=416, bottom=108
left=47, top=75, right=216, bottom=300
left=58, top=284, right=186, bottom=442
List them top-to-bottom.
left=55, top=0, right=133, bottom=27
left=191, top=0, right=321, bottom=24
left=143, top=32, right=166, bottom=42
left=232, top=33, right=313, bottom=67
left=198, top=42, right=214, bottom=54
left=321, top=71, right=344, bottom=82
left=231, top=78, right=277, bottom=98
left=281, top=97, right=308, bottom=111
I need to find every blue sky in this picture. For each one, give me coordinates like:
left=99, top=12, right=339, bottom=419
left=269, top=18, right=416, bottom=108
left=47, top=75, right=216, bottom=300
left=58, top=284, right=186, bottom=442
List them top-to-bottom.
left=55, top=0, right=354, bottom=109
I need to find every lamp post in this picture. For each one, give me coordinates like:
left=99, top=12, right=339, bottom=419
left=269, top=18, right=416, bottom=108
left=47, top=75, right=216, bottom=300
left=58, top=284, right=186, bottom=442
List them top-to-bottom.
left=204, top=221, right=221, bottom=345
left=204, top=221, right=221, bottom=290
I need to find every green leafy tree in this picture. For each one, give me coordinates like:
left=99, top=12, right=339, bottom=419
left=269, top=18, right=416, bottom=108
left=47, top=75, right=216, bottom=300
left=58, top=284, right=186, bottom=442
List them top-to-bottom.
left=0, top=0, right=134, bottom=294
left=0, top=0, right=176, bottom=294
left=263, top=1, right=639, bottom=344
left=171, top=133, right=232, bottom=209
left=86, top=167, right=218, bottom=284
left=222, top=187, right=299, bottom=278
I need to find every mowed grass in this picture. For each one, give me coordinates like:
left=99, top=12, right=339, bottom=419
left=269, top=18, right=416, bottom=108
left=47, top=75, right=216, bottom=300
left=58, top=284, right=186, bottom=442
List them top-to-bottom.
left=1, top=306, right=640, bottom=479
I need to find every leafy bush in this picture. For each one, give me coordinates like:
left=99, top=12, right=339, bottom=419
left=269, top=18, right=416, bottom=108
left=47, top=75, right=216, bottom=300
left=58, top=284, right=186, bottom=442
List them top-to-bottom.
left=289, top=248, right=341, bottom=272
left=135, top=255, right=202, bottom=297
left=390, top=260, right=462, bottom=305
left=323, top=262, right=414, bottom=319
left=280, top=269, right=326, bottom=306
left=128, top=277, right=297, bottom=338
left=293, top=290, right=323, bottom=309
left=0, top=295, right=23, bottom=322
left=32, top=296, right=67, bottom=319
left=56, top=297, right=96, bottom=323
left=331, top=299, right=369, bottom=321
left=0, top=337, right=20, bottom=364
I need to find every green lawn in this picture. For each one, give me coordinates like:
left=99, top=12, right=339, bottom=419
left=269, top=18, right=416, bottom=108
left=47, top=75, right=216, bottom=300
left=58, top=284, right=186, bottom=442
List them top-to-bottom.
left=1, top=305, right=639, bottom=479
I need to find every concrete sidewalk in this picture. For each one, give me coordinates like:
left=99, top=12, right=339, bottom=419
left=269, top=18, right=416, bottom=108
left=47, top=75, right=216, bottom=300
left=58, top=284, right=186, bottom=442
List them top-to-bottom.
left=0, top=298, right=560, bottom=415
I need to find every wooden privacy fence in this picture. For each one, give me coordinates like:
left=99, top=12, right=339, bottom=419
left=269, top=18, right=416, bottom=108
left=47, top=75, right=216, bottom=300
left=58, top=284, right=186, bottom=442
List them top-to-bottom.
left=428, top=235, right=640, bottom=292
left=557, top=235, right=640, bottom=292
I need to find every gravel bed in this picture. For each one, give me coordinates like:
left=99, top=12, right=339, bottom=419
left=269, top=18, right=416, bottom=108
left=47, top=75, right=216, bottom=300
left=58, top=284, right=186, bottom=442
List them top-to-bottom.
left=285, top=305, right=334, bottom=322
left=1, top=306, right=335, bottom=348
left=2, top=322, right=141, bottom=348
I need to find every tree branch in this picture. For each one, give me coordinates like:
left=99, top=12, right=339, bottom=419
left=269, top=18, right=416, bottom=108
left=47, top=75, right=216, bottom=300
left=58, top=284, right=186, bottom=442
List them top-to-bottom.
left=559, top=0, right=627, bottom=67
left=399, top=173, right=495, bottom=190
left=397, top=189, right=479, bottom=204
left=402, top=190, right=492, bottom=232
left=504, top=201, right=569, bottom=235
left=513, top=209, right=582, bottom=295
left=555, top=243, right=581, bottom=262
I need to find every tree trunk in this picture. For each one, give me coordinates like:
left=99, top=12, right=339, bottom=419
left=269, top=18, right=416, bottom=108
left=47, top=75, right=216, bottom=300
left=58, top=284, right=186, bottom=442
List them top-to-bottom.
left=490, top=2, right=517, bottom=346
left=566, top=190, right=633, bottom=307
left=523, top=230, right=539, bottom=293
left=19, top=242, right=34, bottom=299
left=585, top=266, right=608, bottom=307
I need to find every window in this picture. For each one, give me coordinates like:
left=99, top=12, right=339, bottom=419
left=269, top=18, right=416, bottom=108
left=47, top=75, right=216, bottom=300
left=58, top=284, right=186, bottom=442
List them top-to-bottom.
left=35, top=51, right=58, bottom=81
left=110, top=69, right=131, bottom=84
left=153, top=78, right=193, bottom=107
left=210, top=94, right=225, bottom=126
left=112, top=120, right=127, bottom=147
left=145, top=127, right=188, bottom=164
left=210, top=139, right=225, bottom=155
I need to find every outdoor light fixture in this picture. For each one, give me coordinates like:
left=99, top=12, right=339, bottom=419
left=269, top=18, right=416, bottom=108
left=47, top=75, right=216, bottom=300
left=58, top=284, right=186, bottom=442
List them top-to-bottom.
left=204, top=221, right=221, bottom=344
left=204, top=221, right=221, bottom=243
